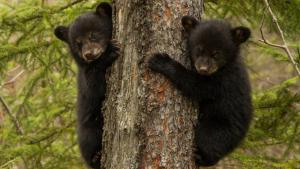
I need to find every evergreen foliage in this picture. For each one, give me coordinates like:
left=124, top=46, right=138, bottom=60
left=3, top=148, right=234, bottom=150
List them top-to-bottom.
left=0, top=0, right=299, bottom=168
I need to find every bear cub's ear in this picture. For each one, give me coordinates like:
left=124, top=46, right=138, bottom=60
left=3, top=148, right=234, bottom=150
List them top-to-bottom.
left=96, top=2, right=112, bottom=17
left=181, top=16, right=199, bottom=34
left=54, top=26, right=69, bottom=43
left=231, top=26, right=251, bottom=44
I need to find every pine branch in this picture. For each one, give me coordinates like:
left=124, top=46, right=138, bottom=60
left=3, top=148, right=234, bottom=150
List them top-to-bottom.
left=1, top=0, right=86, bottom=27
left=23, top=0, right=86, bottom=22
left=259, top=0, right=300, bottom=77
left=0, top=42, right=51, bottom=60
left=27, top=120, right=75, bottom=145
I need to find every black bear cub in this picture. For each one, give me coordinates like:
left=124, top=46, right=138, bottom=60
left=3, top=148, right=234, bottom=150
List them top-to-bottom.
left=54, top=3, right=119, bottom=169
left=148, top=16, right=252, bottom=166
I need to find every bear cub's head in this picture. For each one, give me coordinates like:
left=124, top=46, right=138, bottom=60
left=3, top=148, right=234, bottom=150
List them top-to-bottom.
left=54, top=2, right=112, bottom=63
left=182, top=16, right=250, bottom=76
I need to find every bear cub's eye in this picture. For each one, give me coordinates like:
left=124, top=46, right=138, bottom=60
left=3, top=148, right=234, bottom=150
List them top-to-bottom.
left=89, top=32, right=98, bottom=42
left=76, top=39, right=82, bottom=48
left=211, top=51, right=219, bottom=58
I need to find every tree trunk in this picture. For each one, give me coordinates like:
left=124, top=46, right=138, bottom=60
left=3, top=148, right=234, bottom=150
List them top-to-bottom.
left=102, top=1, right=203, bottom=169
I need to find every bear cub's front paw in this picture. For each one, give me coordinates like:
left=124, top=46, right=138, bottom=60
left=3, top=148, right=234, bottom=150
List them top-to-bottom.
left=109, top=40, right=121, bottom=60
left=148, top=53, right=173, bottom=73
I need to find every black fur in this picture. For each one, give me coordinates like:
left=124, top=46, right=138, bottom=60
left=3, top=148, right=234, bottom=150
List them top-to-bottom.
left=54, top=3, right=119, bottom=169
left=148, top=17, right=252, bottom=166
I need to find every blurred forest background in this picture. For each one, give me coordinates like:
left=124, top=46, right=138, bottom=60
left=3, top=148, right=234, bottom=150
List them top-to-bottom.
left=0, top=0, right=299, bottom=168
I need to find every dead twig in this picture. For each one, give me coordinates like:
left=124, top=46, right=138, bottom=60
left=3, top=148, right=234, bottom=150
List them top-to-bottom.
left=259, top=0, right=300, bottom=77
left=2, top=70, right=25, bottom=86
left=0, top=96, right=24, bottom=134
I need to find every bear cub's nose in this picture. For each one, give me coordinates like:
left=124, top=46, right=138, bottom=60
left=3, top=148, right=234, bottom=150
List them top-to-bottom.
left=84, top=52, right=95, bottom=60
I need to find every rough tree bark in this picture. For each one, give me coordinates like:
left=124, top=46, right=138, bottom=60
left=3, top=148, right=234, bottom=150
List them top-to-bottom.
left=102, top=1, right=203, bottom=169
